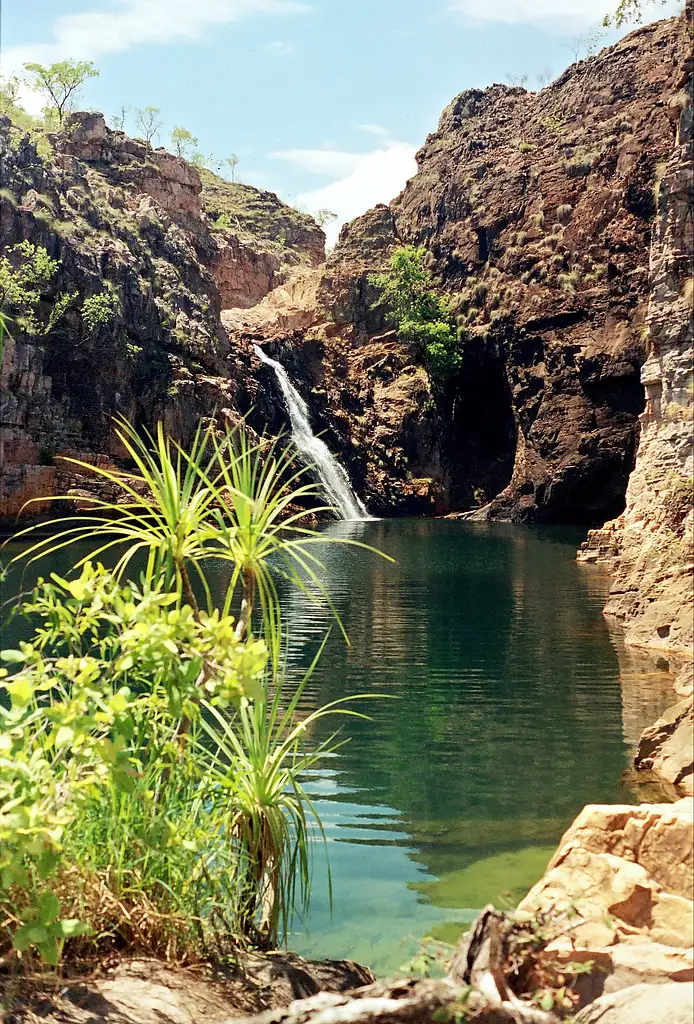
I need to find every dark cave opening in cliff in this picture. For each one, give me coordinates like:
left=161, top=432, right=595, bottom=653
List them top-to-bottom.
left=445, top=342, right=516, bottom=509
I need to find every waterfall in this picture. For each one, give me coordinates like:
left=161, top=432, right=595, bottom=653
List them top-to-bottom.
left=254, top=345, right=370, bottom=521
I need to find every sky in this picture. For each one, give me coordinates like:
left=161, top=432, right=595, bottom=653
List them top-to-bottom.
left=0, top=0, right=682, bottom=243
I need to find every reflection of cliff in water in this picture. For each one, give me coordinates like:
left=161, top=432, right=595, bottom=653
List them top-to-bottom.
left=273, top=523, right=631, bottom=861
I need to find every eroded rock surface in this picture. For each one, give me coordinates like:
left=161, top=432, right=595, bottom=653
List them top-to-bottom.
left=239, top=13, right=692, bottom=517
left=578, top=38, right=693, bottom=793
left=0, top=113, right=322, bottom=524
left=516, top=798, right=694, bottom=998
left=3, top=953, right=374, bottom=1024
left=574, top=982, right=694, bottom=1024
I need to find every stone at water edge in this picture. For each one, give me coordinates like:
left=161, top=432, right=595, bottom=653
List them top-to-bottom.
left=635, top=696, right=694, bottom=796
left=515, top=798, right=694, bottom=1001
left=574, top=982, right=694, bottom=1024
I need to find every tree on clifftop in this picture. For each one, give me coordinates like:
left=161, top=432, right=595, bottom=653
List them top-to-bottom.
left=603, top=0, right=671, bottom=26
left=23, top=59, right=99, bottom=125
left=136, top=106, right=163, bottom=148
left=171, top=125, right=198, bottom=159
left=226, top=153, right=239, bottom=181
left=315, top=209, right=338, bottom=229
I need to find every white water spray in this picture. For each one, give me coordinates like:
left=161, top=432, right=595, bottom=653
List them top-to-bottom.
left=254, top=344, right=370, bottom=521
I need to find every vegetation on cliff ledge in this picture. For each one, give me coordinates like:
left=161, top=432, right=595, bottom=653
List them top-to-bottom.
left=369, top=246, right=462, bottom=385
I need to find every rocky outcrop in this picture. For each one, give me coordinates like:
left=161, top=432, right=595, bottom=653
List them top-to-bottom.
left=244, top=13, right=691, bottom=517
left=578, top=33, right=693, bottom=793
left=0, top=113, right=322, bottom=524
left=635, top=696, right=694, bottom=795
left=516, top=799, right=694, bottom=998
left=6, top=800, right=692, bottom=1024
left=4, top=952, right=374, bottom=1024
left=574, top=983, right=694, bottom=1024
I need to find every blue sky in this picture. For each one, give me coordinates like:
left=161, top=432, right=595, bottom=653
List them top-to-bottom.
left=1, top=0, right=681, bottom=241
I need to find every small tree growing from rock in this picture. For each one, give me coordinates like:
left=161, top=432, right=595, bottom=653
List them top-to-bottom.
left=23, top=59, right=99, bottom=125
left=136, top=105, right=163, bottom=148
left=171, top=125, right=198, bottom=159
left=226, top=153, right=239, bottom=181
left=315, top=208, right=338, bottom=229
left=369, top=246, right=462, bottom=386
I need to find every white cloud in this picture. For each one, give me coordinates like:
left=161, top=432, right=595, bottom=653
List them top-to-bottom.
left=3, top=0, right=311, bottom=113
left=448, top=0, right=680, bottom=28
left=263, top=39, right=293, bottom=55
left=358, top=123, right=390, bottom=138
left=296, top=142, right=418, bottom=247
left=268, top=148, right=364, bottom=176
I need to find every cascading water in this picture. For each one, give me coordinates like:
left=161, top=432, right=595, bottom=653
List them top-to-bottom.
left=254, top=344, right=370, bottom=521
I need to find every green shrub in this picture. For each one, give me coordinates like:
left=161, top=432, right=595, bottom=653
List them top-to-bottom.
left=519, top=141, right=533, bottom=153
left=564, top=154, right=593, bottom=178
left=556, top=204, right=573, bottom=224
left=0, top=241, right=75, bottom=335
left=369, top=246, right=462, bottom=385
left=558, top=270, right=580, bottom=294
left=81, top=290, right=121, bottom=334
left=2, top=421, right=387, bottom=968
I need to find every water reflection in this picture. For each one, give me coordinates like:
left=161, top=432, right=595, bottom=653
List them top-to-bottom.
left=0, top=521, right=677, bottom=974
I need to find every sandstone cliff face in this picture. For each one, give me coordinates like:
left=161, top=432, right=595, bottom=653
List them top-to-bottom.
left=258, top=14, right=690, bottom=518
left=578, top=44, right=693, bottom=796
left=579, top=51, right=693, bottom=661
left=0, top=113, right=322, bottom=521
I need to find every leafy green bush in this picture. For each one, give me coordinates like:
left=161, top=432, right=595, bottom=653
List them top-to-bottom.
left=0, top=241, right=75, bottom=335
left=369, top=246, right=462, bottom=385
left=80, top=289, right=120, bottom=334
left=2, top=419, right=385, bottom=967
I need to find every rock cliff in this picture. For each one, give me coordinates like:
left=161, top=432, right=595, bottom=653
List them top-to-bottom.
left=1, top=12, right=692, bottom=529
left=242, top=13, right=691, bottom=518
left=578, top=32, right=693, bottom=796
left=0, top=112, right=323, bottom=522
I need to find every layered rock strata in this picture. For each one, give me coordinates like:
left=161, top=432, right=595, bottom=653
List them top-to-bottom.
left=243, top=14, right=691, bottom=518
left=578, top=38, right=693, bottom=795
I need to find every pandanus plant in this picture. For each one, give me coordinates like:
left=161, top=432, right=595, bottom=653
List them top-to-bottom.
left=11, top=415, right=389, bottom=945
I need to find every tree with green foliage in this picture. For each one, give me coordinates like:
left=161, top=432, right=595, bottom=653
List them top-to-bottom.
left=603, top=0, right=670, bottom=26
left=22, top=59, right=99, bottom=125
left=0, top=76, right=35, bottom=130
left=0, top=76, right=21, bottom=116
left=110, top=104, right=130, bottom=132
left=136, top=105, right=163, bottom=148
left=170, top=125, right=198, bottom=159
left=192, top=150, right=222, bottom=172
left=226, top=153, right=239, bottom=181
left=315, top=208, right=338, bottom=229
left=0, top=242, right=75, bottom=336
left=369, top=246, right=462, bottom=385
left=80, top=289, right=121, bottom=335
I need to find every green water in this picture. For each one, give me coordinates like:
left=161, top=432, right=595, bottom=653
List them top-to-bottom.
left=0, top=520, right=646, bottom=974
left=255, top=520, right=635, bottom=971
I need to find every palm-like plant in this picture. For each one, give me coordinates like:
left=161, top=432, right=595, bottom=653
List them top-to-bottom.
left=7, top=414, right=391, bottom=949
left=11, top=416, right=384, bottom=663
left=197, top=643, right=371, bottom=946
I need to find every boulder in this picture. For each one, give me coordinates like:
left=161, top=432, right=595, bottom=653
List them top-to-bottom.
left=635, top=695, right=694, bottom=796
left=516, top=799, right=694, bottom=997
left=574, top=981, right=694, bottom=1024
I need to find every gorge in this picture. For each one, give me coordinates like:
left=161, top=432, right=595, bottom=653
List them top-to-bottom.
left=1, top=4, right=693, bottom=1023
